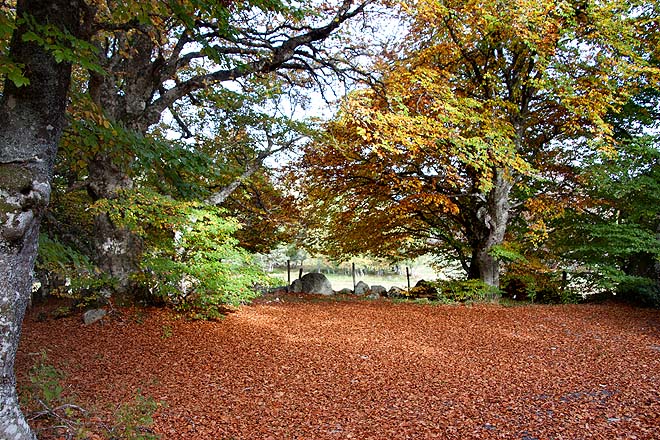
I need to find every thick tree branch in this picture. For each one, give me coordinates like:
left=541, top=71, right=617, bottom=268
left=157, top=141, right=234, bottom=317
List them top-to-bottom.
left=143, top=0, right=374, bottom=127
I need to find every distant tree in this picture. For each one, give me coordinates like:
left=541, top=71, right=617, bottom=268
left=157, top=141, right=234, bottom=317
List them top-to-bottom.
left=298, top=0, right=660, bottom=287
left=551, top=87, right=660, bottom=303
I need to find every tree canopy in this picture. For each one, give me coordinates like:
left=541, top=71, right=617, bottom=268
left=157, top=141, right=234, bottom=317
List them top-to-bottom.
left=297, top=0, right=660, bottom=287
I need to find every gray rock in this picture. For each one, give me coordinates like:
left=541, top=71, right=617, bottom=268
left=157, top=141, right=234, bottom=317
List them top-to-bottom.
left=291, top=272, right=334, bottom=295
left=290, top=279, right=303, bottom=293
left=354, top=281, right=370, bottom=295
left=370, top=285, right=387, bottom=296
left=336, top=288, right=353, bottom=295
left=83, top=309, right=106, bottom=325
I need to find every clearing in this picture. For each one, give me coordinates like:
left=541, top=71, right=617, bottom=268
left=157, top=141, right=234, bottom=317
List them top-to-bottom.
left=16, top=296, right=660, bottom=439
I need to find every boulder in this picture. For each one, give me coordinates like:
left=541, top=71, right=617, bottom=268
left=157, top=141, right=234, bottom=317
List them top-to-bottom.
left=290, top=272, right=334, bottom=295
left=290, top=279, right=303, bottom=293
left=410, top=279, right=438, bottom=299
left=354, top=280, right=370, bottom=295
left=370, top=285, right=387, bottom=296
left=388, top=286, right=407, bottom=298
left=336, top=288, right=353, bottom=295
left=83, top=309, right=106, bottom=325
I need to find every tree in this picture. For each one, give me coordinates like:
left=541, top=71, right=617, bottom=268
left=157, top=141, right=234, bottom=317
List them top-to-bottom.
left=52, top=0, right=376, bottom=296
left=298, top=0, right=659, bottom=287
left=0, top=1, right=82, bottom=437
left=57, top=73, right=309, bottom=297
left=549, top=87, right=660, bottom=303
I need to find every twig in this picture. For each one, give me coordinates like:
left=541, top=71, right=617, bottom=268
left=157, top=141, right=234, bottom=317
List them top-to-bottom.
left=29, top=399, right=88, bottom=421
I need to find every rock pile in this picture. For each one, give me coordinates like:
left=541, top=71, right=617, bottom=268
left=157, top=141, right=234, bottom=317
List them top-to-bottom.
left=286, top=273, right=408, bottom=299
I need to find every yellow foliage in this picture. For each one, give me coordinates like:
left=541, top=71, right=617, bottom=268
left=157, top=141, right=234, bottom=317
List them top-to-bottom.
left=295, top=0, right=660, bottom=262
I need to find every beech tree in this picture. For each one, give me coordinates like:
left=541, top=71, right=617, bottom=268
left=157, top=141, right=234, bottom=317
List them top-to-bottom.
left=0, top=0, right=374, bottom=434
left=51, top=0, right=376, bottom=295
left=298, top=0, right=660, bottom=287
left=0, top=1, right=82, bottom=437
left=549, top=87, right=660, bottom=301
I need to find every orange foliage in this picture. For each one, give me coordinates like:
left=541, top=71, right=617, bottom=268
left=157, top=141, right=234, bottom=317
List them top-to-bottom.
left=296, top=0, right=660, bottom=273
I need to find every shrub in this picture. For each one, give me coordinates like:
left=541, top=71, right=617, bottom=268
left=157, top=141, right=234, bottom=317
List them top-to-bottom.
left=96, top=190, right=278, bottom=318
left=35, top=234, right=116, bottom=306
left=501, top=271, right=580, bottom=304
left=615, top=277, right=660, bottom=308
left=411, top=279, right=500, bottom=303
left=437, top=279, right=500, bottom=302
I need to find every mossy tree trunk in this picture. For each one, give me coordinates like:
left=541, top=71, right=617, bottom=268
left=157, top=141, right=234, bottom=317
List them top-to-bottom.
left=0, top=0, right=80, bottom=437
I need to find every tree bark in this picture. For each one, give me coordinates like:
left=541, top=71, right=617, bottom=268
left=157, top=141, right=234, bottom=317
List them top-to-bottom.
left=0, top=1, right=80, bottom=437
left=85, top=30, right=154, bottom=296
left=86, top=155, right=142, bottom=294
left=467, top=169, right=513, bottom=288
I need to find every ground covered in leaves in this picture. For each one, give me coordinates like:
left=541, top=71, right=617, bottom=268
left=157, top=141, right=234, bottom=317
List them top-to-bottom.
left=16, top=296, right=660, bottom=439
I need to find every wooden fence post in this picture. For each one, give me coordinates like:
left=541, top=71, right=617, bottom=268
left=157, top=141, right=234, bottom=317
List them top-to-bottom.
left=287, top=260, right=291, bottom=285
left=352, top=262, right=356, bottom=292
left=406, top=266, right=411, bottom=293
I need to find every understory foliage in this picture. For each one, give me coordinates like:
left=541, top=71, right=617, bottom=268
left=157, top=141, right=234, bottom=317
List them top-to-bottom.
left=35, top=186, right=277, bottom=316
left=93, top=190, right=277, bottom=318
left=35, top=234, right=116, bottom=305
left=501, top=266, right=580, bottom=304
left=410, top=279, right=501, bottom=303
left=435, top=279, right=500, bottom=303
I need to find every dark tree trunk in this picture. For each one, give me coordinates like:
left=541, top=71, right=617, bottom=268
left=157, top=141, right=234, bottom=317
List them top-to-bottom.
left=0, top=0, right=80, bottom=437
left=467, top=250, right=481, bottom=280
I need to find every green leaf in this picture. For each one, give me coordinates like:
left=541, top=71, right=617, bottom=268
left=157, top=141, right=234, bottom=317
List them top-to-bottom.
left=21, top=30, right=41, bottom=42
left=6, top=66, right=29, bottom=87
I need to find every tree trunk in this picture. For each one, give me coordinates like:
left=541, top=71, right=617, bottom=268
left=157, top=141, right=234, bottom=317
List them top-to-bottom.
left=0, top=1, right=80, bottom=437
left=84, top=32, right=164, bottom=298
left=87, top=155, right=142, bottom=294
left=467, top=169, right=513, bottom=288
left=475, top=245, right=501, bottom=287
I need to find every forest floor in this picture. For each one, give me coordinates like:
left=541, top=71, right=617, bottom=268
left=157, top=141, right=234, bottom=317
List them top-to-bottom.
left=16, top=295, right=660, bottom=439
